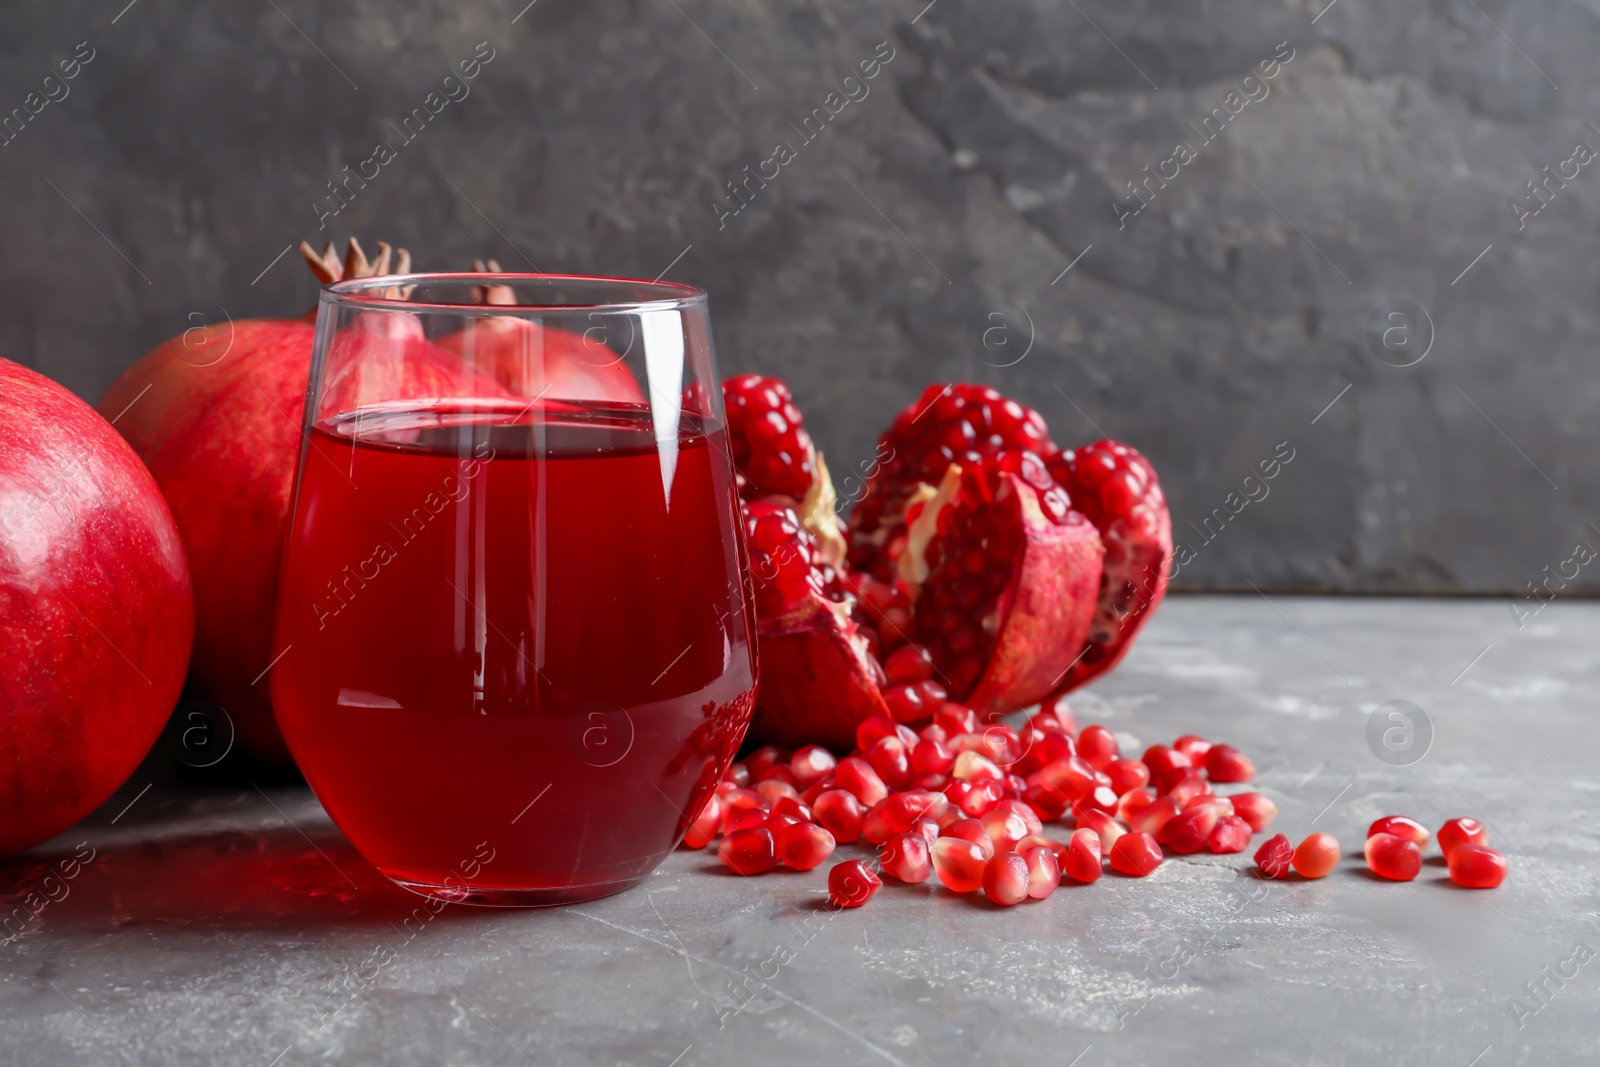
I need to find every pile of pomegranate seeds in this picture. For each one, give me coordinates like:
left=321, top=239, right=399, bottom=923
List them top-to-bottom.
left=686, top=702, right=1303, bottom=906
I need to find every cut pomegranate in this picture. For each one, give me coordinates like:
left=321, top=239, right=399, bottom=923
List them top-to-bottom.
left=723, top=374, right=819, bottom=500
left=850, top=383, right=1056, bottom=575
left=1044, top=440, right=1173, bottom=691
left=898, top=452, right=1103, bottom=717
left=742, top=501, right=890, bottom=750
left=1203, top=744, right=1255, bottom=783
left=813, top=789, right=866, bottom=843
left=1230, top=792, right=1278, bottom=833
left=682, top=795, right=723, bottom=850
left=1207, top=815, right=1252, bottom=854
left=1366, top=815, right=1428, bottom=849
left=1437, top=817, right=1488, bottom=858
left=776, top=821, right=836, bottom=871
left=718, top=827, right=777, bottom=875
left=1064, top=828, right=1104, bottom=883
left=881, top=831, right=934, bottom=883
left=1108, top=832, right=1163, bottom=877
left=1291, top=833, right=1339, bottom=879
left=1364, top=833, right=1421, bottom=881
left=1254, top=834, right=1293, bottom=879
left=933, top=837, right=989, bottom=893
left=1019, top=842, right=1061, bottom=899
left=1448, top=844, right=1506, bottom=889
left=983, top=852, right=1032, bottom=906
left=828, top=859, right=882, bottom=908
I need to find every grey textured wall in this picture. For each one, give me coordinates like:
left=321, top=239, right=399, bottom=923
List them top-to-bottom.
left=1, top=0, right=1593, bottom=595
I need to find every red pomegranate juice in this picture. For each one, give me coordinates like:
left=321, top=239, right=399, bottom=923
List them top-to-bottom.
left=271, top=401, right=756, bottom=904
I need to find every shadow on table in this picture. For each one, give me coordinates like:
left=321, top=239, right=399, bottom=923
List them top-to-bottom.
left=0, top=826, right=501, bottom=937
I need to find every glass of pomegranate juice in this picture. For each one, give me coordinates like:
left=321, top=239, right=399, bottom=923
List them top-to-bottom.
left=270, top=273, right=756, bottom=906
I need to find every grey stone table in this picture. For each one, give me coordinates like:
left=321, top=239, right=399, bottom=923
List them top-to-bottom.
left=2, top=596, right=1595, bottom=1066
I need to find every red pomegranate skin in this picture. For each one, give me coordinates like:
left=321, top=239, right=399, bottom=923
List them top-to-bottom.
left=97, top=319, right=312, bottom=762
left=1, top=356, right=192, bottom=855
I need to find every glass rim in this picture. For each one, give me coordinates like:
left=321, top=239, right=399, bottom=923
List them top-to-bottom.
left=320, top=271, right=708, bottom=314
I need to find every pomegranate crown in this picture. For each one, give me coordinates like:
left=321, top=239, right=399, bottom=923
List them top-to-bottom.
left=299, top=237, right=414, bottom=298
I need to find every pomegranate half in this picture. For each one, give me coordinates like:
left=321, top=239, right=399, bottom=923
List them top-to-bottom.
left=1, top=356, right=193, bottom=855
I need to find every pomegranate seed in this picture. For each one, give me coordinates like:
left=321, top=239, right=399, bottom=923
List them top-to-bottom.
left=884, top=642, right=936, bottom=685
left=884, top=681, right=938, bottom=724
left=1039, top=693, right=1079, bottom=734
left=933, top=703, right=978, bottom=736
left=855, top=717, right=901, bottom=752
left=919, top=722, right=950, bottom=745
left=1077, top=724, right=1118, bottom=770
left=1031, top=732, right=1076, bottom=769
left=1173, top=734, right=1211, bottom=765
left=866, top=736, right=912, bottom=790
left=911, top=738, right=955, bottom=777
left=1141, top=744, right=1191, bottom=785
left=1203, top=744, right=1255, bottom=783
left=745, top=745, right=789, bottom=780
left=790, top=745, right=837, bottom=786
left=953, top=750, right=1004, bottom=783
left=1030, top=755, right=1097, bottom=802
left=834, top=757, right=889, bottom=807
left=1106, top=758, right=1150, bottom=795
left=725, top=762, right=750, bottom=788
left=755, top=765, right=798, bottom=788
left=1165, top=774, right=1212, bottom=808
left=800, top=777, right=834, bottom=806
left=755, top=778, right=800, bottom=805
left=958, top=779, right=1004, bottom=817
left=720, top=786, right=767, bottom=818
left=1014, top=786, right=1057, bottom=823
left=1117, top=787, right=1156, bottom=822
left=812, top=789, right=866, bottom=843
left=895, top=789, right=951, bottom=827
left=1229, top=792, right=1278, bottom=832
left=681, top=794, right=722, bottom=849
left=770, top=795, right=814, bottom=823
left=1129, top=796, right=1181, bottom=837
left=862, top=799, right=896, bottom=845
left=1160, top=804, right=1220, bottom=854
left=981, top=806, right=1034, bottom=854
left=723, top=807, right=769, bottom=835
left=1076, top=808, right=1124, bottom=850
left=1207, top=815, right=1252, bottom=854
left=1367, top=815, right=1429, bottom=849
left=913, top=817, right=941, bottom=848
left=942, top=817, right=996, bottom=859
left=1437, top=817, right=1488, bottom=858
left=776, top=821, right=836, bottom=870
left=718, top=827, right=777, bottom=875
left=1063, top=827, right=1103, bottom=882
left=880, top=831, right=933, bottom=883
left=1108, top=832, right=1163, bottom=877
left=1364, top=832, right=1421, bottom=881
left=1291, top=833, right=1339, bottom=878
left=1017, top=834, right=1067, bottom=862
left=1254, top=834, right=1293, bottom=878
left=932, top=837, right=989, bottom=893
left=1019, top=842, right=1061, bottom=899
left=1448, top=844, right=1506, bottom=889
left=982, top=852, right=1031, bottom=905
left=828, top=859, right=882, bottom=908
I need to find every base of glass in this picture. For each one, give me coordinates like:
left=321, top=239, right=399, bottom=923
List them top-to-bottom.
left=385, top=872, right=646, bottom=908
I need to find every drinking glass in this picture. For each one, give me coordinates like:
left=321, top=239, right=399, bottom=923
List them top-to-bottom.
left=270, top=273, right=757, bottom=906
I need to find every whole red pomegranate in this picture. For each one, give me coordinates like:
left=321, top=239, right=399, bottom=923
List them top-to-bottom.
left=1, top=357, right=192, bottom=855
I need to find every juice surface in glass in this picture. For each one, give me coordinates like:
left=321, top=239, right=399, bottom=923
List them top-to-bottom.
left=271, top=400, right=755, bottom=904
